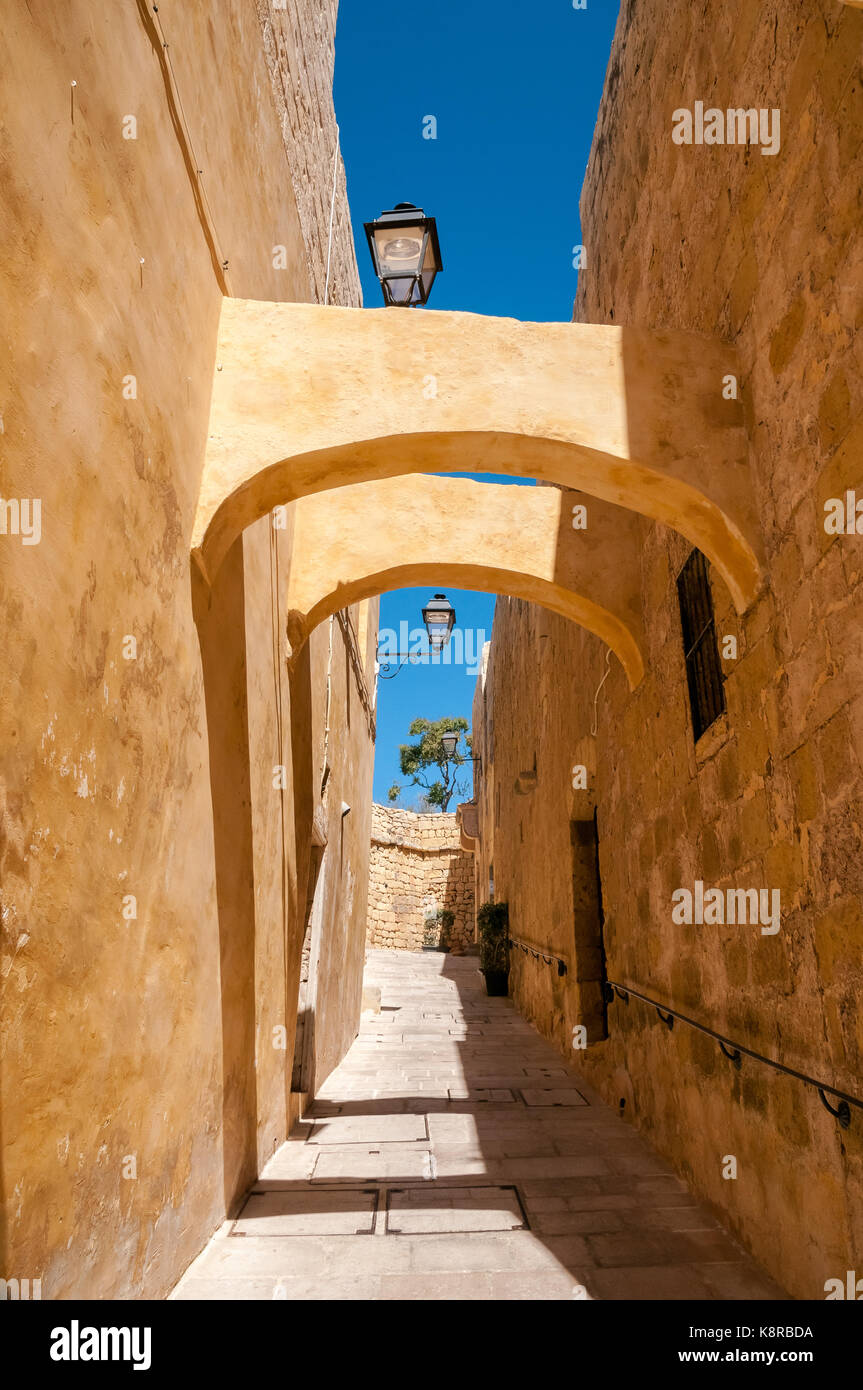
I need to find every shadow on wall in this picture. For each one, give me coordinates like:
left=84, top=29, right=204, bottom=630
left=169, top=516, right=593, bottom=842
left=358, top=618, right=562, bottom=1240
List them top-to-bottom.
left=192, top=529, right=323, bottom=1215
left=192, top=539, right=259, bottom=1214
left=287, top=639, right=316, bottom=1101
left=291, top=840, right=325, bottom=1101
left=441, top=850, right=475, bottom=953
left=0, top=1007, right=5, bottom=1272
left=291, top=1008, right=316, bottom=1095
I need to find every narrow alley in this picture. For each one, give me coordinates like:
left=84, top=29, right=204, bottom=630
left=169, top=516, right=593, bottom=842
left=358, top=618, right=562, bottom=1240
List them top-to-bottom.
left=6, top=0, right=863, bottom=1341
left=172, top=951, right=786, bottom=1301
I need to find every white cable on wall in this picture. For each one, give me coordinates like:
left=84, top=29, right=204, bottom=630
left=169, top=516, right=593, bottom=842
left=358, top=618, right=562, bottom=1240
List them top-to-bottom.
left=590, top=648, right=613, bottom=738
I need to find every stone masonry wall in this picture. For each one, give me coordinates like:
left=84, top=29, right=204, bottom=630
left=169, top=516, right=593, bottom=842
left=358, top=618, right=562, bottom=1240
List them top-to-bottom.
left=256, top=0, right=360, bottom=308
left=474, top=1, right=863, bottom=1300
left=366, top=805, right=475, bottom=953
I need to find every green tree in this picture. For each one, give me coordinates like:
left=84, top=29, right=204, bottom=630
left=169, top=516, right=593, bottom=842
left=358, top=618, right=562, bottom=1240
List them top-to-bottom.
left=387, top=716, right=473, bottom=813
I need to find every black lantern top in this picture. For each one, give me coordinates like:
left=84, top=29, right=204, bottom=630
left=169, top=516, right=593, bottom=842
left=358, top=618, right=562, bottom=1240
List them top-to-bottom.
left=364, top=203, right=442, bottom=307
left=421, top=593, right=456, bottom=652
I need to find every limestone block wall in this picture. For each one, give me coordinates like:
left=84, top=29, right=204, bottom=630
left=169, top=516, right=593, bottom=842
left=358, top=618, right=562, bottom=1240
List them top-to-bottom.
left=255, top=0, right=360, bottom=308
left=475, top=0, right=863, bottom=1299
left=366, top=806, right=476, bottom=953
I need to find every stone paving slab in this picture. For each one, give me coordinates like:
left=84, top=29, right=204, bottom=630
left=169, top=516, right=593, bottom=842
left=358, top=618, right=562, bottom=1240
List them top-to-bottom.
left=171, top=950, right=787, bottom=1301
left=521, top=1088, right=589, bottom=1107
left=307, top=1113, right=428, bottom=1145
left=313, top=1149, right=433, bottom=1182
left=387, top=1186, right=525, bottom=1234
left=234, top=1188, right=378, bottom=1237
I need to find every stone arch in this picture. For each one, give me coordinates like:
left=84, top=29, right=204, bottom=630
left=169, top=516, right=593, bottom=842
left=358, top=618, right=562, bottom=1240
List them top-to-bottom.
left=193, top=301, right=764, bottom=610
left=283, top=476, right=646, bottom=688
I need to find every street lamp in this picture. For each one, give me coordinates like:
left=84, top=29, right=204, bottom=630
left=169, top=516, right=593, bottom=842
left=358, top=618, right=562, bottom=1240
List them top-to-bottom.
left=364, top=203, right=442, bottom=308
left=377, top=593, right=456, bottom=679
left=421, top=593, right=456, bottom=654
left=440, top=729, right=481, bottom=769
left=440, top=730, right=460, bottom=759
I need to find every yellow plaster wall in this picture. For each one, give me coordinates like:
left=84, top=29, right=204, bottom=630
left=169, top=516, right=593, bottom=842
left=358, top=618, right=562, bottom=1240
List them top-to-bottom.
left=0, top=0, right=373, bottom=1299
left=194, top=300, right=760, bottom=610
left=285, top=476, right=647, bottom=687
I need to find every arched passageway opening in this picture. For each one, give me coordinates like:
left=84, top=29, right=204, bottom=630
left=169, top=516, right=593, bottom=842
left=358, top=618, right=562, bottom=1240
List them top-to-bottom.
left=187, top=299, right=770, bottom=1297
left=193, top=301, right=764, bottom=615
left=283, top=474, right=647, bottom=689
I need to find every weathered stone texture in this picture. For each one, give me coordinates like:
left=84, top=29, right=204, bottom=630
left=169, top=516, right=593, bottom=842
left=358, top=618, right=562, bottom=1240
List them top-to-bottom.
left=0, top=0, right=371, bottom=1300
left=255, top=0, right=360, bottom=307
left=475, top=0, right=863, bottom=1299
left=366, top=806, right=476, bottom=954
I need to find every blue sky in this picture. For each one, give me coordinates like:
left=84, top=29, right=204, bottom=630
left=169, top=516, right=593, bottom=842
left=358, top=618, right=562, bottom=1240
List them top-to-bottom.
left=333, top=0, right=619, bottom=804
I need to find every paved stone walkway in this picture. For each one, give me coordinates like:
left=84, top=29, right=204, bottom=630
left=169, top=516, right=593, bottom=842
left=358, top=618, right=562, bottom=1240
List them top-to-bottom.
left=172, top=950, right=787, bottom=1300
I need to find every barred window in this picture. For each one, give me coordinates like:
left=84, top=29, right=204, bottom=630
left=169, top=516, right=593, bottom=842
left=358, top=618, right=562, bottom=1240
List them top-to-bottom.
left=677, top=549, right=726, bottom=741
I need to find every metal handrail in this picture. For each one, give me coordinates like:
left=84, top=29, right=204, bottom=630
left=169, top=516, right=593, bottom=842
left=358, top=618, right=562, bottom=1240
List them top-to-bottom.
left=507, top=936, right=567, bottom=977
left=605, top=979, right=860, bottom=1128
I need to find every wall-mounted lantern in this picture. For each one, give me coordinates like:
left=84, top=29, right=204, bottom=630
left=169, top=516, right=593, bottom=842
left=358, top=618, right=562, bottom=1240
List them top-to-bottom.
left=364, top=203, right=442, bottom=307
left=377, top=592, right=456, bottom=679
left=421, top=593, right=456, bottom=653
left=441, top=728, right=481, bottom=770
left=440, top=730, right=461, bottom=759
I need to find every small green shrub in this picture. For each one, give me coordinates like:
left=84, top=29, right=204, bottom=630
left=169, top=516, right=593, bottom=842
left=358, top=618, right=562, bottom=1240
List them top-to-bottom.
left=477, top=901, right=509, bottom=973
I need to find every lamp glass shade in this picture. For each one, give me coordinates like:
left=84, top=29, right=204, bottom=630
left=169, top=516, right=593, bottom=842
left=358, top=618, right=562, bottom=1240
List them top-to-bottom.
left=364, top=204, right=442, bottom=307
left=373, top=226, right=425, bottom=279
left=418, top=234, right=440, bottom=301
left=422, top=593, right=456, bottom=652
left=441, top=732, right=459, bottom=758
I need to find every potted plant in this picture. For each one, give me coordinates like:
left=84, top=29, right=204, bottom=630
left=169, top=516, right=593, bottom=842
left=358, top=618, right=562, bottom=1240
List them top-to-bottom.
left=477, top=901, right=509, bottom=996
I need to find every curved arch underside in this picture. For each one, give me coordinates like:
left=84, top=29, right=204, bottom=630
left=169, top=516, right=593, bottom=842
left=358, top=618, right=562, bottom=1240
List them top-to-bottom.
left=193, top=298, right=764, bottom=614
left=284, top=476, right=647, bottom=688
